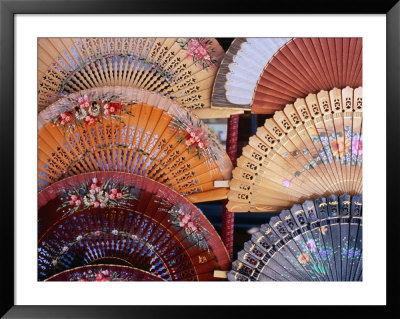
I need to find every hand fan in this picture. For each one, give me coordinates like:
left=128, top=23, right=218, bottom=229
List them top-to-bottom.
left=38, top=37, right=224, bottom=112
left=211, top=37, right=362, bottom=114
left=252, top=37, right=362, bottom=113
left=211, top=38, right=291, bottom=110
left=38, top=86, right=233, bottom=202
left=227, top=86, right=363, bottom=212
left=38, top=172, right=230, bottom=281
left=228, top=193, right=362, bottom=281
left=45, top=265, right=165, bottom=281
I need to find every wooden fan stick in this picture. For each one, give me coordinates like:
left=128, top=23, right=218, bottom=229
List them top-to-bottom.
left=38, top=37, right=224, bottom=112
left=227, top=87, right=362, bottom=212
left=38, top=93, right=232, bottom=202
left=284, top=102, right=340, bottom=193
left=273, top=109, right=339, bottom=193
left=222, top=114, right=239, bottom=258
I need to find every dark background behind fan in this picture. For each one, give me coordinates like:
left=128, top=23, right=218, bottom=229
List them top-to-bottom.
left=197, top=38, right=278, bottom=258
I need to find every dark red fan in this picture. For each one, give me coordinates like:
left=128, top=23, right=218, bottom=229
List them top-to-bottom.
left=252, top=38, right=362, bottom=113
left=38, top=172, right=230, bottom=281
left=45, top=265, right=164, bottom=281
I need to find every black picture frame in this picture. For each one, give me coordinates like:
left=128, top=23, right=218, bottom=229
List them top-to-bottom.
left=1, top=0, right=398, bottom=317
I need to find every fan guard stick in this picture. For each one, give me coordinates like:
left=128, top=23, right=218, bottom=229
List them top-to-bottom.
left=221, top=114, right=239, bottom=258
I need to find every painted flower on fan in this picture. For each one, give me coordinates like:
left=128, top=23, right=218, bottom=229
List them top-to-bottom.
left=178, top=38, right=217, bottom=70
left=49, top=93, right=131, bottom=136
left=78, top=94, right=90, bottom=109
left=88, top=102, right=101, bottom=117
left=108, top=102, right=121, bottom=115
left=75, top=108, right=87, bottom=121
left=85, top=115, right=96, bottom=126
left=183, top=127, right=208, bottom=150
left=352, top=135, right=363, bottom=156
left=57, top=177, right=137, bottom=215
left=282, top=179, right=292, bottom=188
left=166, top=207, right=208, bottom=249
left=320, top=225, right=328, bottom=235
left=111, top=229, right=119, bottom=236
left=76, top=235, right=83, bottom=241
left=305, top=239, right=317, bottom=252
left=62, top=246, right=69, bottom=253
left=342, top=247, right=360, bottom=258
left=317, top=249, right=332, bottom=260
left=298, top=252, right=311, bottom=265
left=69, top=268, right=131, bottom=282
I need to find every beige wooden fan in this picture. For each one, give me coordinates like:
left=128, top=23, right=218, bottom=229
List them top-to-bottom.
left=38, top=38, right=224, bottom=116
left=38, top=86, right=233, bottom=203
left=227, top=86, right=363, bottom=212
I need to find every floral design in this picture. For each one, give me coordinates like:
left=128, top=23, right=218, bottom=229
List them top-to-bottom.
left=177, top=38, right=219, bottom=70
left=49, top=92, right=135, bottom=135
left=171, top=116, right=222, bottom=159
left=352, top=134, right=363, bottom=163
left=330, top=135, right=344, bottom=159
left=57, top=177, right=136, bottom=216
left=282, top=179, right=292, bottom=188
left=166, top=207, right=209, bottom=249
left=319, top=225, right=328, bottom=235
left=50, top=229, right=156, bottom=268
left=305, top=239, right=317, bottom=252
left=342, top=247, right=361, bottom=259
left=316, top=249, right=332, bottom=260
left=298, top=252, right=311, bottom=264
left=69, top=268, right=133, bottom=281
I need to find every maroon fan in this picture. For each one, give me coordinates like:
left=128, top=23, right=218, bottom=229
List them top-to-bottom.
left=252, top=38, right=362, bottom=113
left=38, top=172, right=230, bottom=281
left=45, top=265, right=165, bottom=281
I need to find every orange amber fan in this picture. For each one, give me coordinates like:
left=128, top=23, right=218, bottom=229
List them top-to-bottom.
left=38, top=37, right=224, bottom=112
left=38, top=87, right=233, bottom=202
left=227, top=87, right=363, bottom=212
left=38, top=172, right=231, bottom=281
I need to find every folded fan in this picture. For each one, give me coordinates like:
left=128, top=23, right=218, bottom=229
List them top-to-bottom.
left=38, top=37, right=224, bottom=112
left=38, top=87, right=233, bottom=202
left=227, top=87, right=362, bottom=212
left=38, top=172, right=230, bottom=281
left=228, top=194, right=363, bottom=281
left=45, top=265, right=165, bottom=281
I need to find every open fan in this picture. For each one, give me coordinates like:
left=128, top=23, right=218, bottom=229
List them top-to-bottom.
left=38, top=37, right=224, bottom=113
left=211, top=37, right=362, bottom=114
left=253, top=37, right=362, bottom=113
left=212, top=38, right=291, bottom=110
left=38, top=86, right=233, bottom=202
left=227, top=87, right=362, bottom=212
left=38, top=172, right=230, bottom=281
left=228, top=194, right=363, bottom=281
left=45, top=265, right=165, bottom=281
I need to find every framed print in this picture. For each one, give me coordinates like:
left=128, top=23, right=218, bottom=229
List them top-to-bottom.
left=1, top=0, right=399, bottom=317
